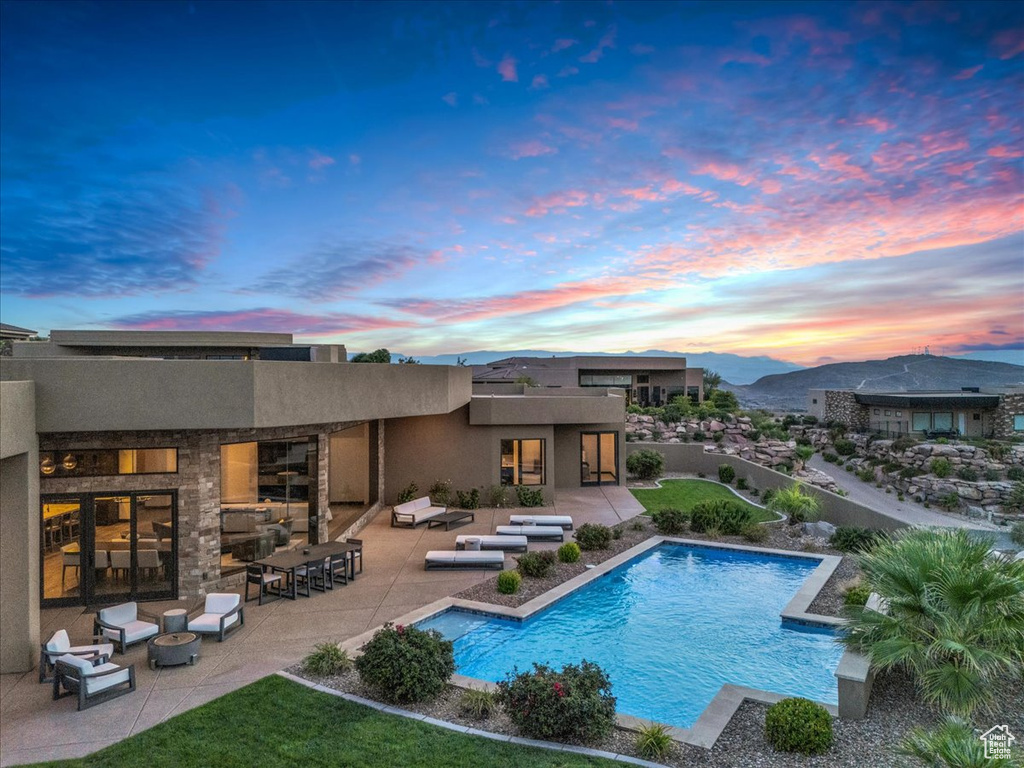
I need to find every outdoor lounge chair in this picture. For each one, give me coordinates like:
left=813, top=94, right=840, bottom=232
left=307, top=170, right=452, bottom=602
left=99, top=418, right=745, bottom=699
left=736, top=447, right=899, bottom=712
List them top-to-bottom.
left=391, top=497, right=446, bottom=527
left=508, top=514, right=574, bottom=530
left=495, top=525, right=564, bottom=542
left=455, top=534, right=528, bottom=552
left=424, top=550, right=505, bottom=570
left=294, top=560, right=328, bottom=596
left=187, top=593, right=244, bottom=641
left=94, top=602, right=160, bottom=654
left=39, top=630, right=114, bottom=684
left=52, top=654, right=136, bottom=711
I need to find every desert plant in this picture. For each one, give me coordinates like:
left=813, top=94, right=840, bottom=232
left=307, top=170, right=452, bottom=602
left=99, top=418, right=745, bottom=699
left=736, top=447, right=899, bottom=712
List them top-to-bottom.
left=692, top=431, right=706, bottom=442
left=892, top=434, right=918, bottom=452
left=834, top=438, right=857, bottom=456
left=795, top=445, right=815, bottom=463
left=626, top=448, right=665, bottom=480
left=822, top=451, right=839, bottom=464
left=931, top=457, right=952, bottom=478
left=717, top=463, right=736, bottom=484
left=857, top=466, right=876, bottom=483
left=1007, top=466, right=1024, bottom=482
left=956, top=467, right=979, bottom=482
left=984, top=468, right=1001, bottom=482
left=736, top=477, right=749, bottom=490
left=428, top=479, right=452, bottom=506
left=397, top=482, right=419, bottom=504
left=1006, top=482, right=1024, bottom=513
left=768, top=483, right=821, bottom=525
left=488, top=485, right=513, bottom=508
left=515, top=485, right=545, bottom=507
left=760, top=487, right=776, bottom=504
left=455, top=488, right=480, bottom=509
left=938, top=491, right=961, bottom=511
left=689, top=499, right=751, bottom=535
left=651, top=507, right=688, bottom=535
left=631, top=519, right=646, bottom=531
left=1010, top=521, right=1024, bottom=547
left=575, top=522, right=613, bottom=551
left=741, top=523, right=769, bottom=543
left=612, top=526, right=623, bottom=540
left=829, top=526, right=883, bottom=554
left=843, top=528, right=1024, bottom=717
left=557, top=542, right=581, bottom=563
left=515, top=550, right=556, bottom=578
left=497, top=569, right=522, bottom=594
left=843, top=584, right=871, bottom=607
left=355, top=623, right=455, bottom=704
left=302, top=641, right=352, bottom=677
left=495, top=660, right=616, bottom=742
left=458, top=688, right=497, bottom=720
left=764, top=697, right=833, bottom=755
left=899, top=716, right=1016, bottom=768
left=635, top=722, right=674, bottom=760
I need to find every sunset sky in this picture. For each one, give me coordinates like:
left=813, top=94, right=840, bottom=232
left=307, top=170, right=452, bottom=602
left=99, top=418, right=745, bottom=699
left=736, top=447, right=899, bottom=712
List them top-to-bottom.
left=1, top=1, right=1021, bottom=366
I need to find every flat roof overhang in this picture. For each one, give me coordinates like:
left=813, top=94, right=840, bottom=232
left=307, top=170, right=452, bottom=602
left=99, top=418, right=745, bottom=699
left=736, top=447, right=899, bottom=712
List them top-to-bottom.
left=0, top=358, right=472, bottom=432
left=469, top=391, right=625, bottom=426
left=854, top=393, right=1001, bottom=409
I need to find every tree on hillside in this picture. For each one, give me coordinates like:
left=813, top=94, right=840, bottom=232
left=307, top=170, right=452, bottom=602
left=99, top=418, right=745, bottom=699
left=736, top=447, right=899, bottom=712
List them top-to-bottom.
left=351, top=348, right=391, bottom=363
left=397, top=355, right=420, bottom=364
left=703, top=369, right=722, bottom=394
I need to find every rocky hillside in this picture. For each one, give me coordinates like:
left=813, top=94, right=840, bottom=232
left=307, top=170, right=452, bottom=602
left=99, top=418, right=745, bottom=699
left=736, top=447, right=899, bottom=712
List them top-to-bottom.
left=724, top=355, right=1024, bottom=411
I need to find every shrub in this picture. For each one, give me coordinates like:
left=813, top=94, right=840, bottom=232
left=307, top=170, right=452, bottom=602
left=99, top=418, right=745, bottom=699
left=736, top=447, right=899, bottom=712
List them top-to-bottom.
left=782, top=414, right=799, bottom=428
left=802, top=415, right=819, bottom=426
left=692, top=431, right=706, bottom=442
left=713, top=431, right=725, bottom=443
left=795, top=435, right=812, bottom=447
left=892, top=435, right=918, bottom=452
left=834, top=438, right=857, bottom=456
left=795, top=445, right=815, bottom=463
left=626, top=449, right=665, bottom=480
left=822, top=451, right=839, bottom=464
left=930, top=457, right=952, bottom=478
left=883, top=461, right=902, bottom=474
left=718, top=464, right=736, bottom=484
left=856, top=466, right=875, bottom=483
left=1007, top=466, right=1024, bottom=482
left=900, top=467, right=920, bottom=480
left=956, top=467, right=978, bottom=482
left=984, top=468, right=1001, bottom=482
left=697, top=471, right=706, bottom=478
left=736, top=477, right=749, bottom=490
left=428, top=479, right=452, bottom=506
left=397, top=482, right=419, bottom=504
left=1007, top=482, right=1024, bottom=514
left=768, top=483, right=821, bottom=525
left=488, top=485, right=513, bottom=508
left=515, top=485, right=544, bottom=507
left=760, top=487, right=776, bottom=504
left=455, top=488, right=480, bottom=509
left=938, top=491, right=960, bottom=511
left=689, top=499, right=752, bottom=536
left=650, top=507, right=688, bottom=535
left=631, top=519, right=646, bottom=531
left=1010, top=521, right=1024, bottom=546
left=575, top=522, right=613, bottom=551
left=741, top=523, right=769, bottom=543
left=612, top=526, right=623, bottom=540
left=829, top=526, right=882, bottom=554
left=843, top=528, right=1024, bottom=716
left=557, top=542, right=581, bottom=563
left=516, top=551, right=556, bottom=578
left=497, top=569, right=522, bottom=594
left=843, top=584, right=871, bottom=607
left=355, top=623, right=455, bottom=704
left=302, top=641, right=352, bottom=677
left=495, top=660, right=616, bottom=742
left=458, top=689, right=497, bottom=720
left=764, top=698, right=833, bottom=755
left=900, top=716, right=1016, bottom=768
left=635, top=722, right=674, bottom=760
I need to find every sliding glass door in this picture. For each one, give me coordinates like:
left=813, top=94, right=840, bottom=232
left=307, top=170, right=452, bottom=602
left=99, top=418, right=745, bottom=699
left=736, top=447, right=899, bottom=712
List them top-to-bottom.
left=580, top=432, right=618, bottom=486
left=41, top=491, right=177, bottom=608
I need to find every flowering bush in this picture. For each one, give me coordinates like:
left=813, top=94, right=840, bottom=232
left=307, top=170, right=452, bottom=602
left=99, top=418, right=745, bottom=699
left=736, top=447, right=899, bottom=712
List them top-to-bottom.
left=354, top=623, right=454, bottom=704
left=495, top=660, right=616, bottom=742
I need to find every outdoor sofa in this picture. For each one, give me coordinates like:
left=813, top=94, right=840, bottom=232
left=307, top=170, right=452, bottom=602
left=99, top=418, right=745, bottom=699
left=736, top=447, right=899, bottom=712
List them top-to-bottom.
left=392, top=496, right=446, bottom=527
left=508, top=514, right=574, bottom=530
left=495, top=525, right=565, bottom=542
left=455, top=534, right=528, bottom=552
left=424, top=550, right=505, bottom=570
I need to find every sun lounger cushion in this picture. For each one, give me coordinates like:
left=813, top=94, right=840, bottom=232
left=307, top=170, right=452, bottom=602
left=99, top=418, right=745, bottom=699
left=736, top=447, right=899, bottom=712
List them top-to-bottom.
left=393, top=497, right=447, bottom=524
left=509, top=515, right=573, bottom=529
left=495, top=525, right=564, bottom=540
left=455, top=535, right=528, bottom=550
left=424, top=550, right=505, bottom=569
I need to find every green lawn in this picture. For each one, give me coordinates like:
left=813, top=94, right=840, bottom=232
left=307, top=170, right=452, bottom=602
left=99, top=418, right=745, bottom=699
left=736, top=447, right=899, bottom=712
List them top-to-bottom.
left=631, top=479, right=776, bottom=523
left=31, top=675, right=621, bottom=768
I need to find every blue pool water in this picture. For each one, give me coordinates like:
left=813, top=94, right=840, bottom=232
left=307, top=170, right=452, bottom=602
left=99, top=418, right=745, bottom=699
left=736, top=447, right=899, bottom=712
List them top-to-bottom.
left=418, top=543, right=843, bottom=729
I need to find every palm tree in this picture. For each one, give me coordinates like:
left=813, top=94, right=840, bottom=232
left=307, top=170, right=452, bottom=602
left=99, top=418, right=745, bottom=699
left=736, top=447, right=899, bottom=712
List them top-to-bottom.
left=702, top=369, right=722, bottom=394
left=767, top=482, right=821, bottom=525
left=843, top=528, right=1024, bottom=718
left=899, top=716, right=1017, bottom=768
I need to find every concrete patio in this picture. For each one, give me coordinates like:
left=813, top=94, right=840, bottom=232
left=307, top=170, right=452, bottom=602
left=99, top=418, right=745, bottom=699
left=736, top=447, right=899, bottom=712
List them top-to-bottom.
left=0, top=487, right=643, bottom=767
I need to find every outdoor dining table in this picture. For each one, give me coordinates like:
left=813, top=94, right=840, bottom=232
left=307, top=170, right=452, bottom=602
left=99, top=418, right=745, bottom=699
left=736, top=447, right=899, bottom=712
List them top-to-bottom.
left=254, top=541, right=360, bottom=599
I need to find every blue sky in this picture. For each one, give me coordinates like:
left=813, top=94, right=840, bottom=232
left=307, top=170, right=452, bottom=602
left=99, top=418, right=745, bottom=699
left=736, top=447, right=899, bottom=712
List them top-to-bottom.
left=1, top=0, right=1021, bottom=365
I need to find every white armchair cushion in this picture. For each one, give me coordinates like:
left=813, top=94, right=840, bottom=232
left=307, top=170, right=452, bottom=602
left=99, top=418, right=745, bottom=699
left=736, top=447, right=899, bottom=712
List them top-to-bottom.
left=204, top=593, right=240, bottom=614
left=99, top=602, right=137, bottom=626
left=188, top=612, right=239, bottom=634
left=101, top=620, right=158, bottom=645
left=46, top=629, right=71, bottom=653
left=71, top=642, right=114, bottom=658
left=56, top=654, right=94, bottom=673
left=82, top=662, right=132, bottom=695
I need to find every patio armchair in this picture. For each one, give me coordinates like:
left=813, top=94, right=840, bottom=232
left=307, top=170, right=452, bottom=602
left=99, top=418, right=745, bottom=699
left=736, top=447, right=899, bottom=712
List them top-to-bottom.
left=345, top=538, right=363, bottom=574
left=137, top=548, right=163, bottom=579
left=109, top=550, right=131, bottom=580
left=328, top=551, right=349, bottom=586
left=294, top=559, right=327, bottom=596
left=244, top=563, right=283, bottom=605
left=187, top=593, right=244, bottom=641
left=94, top=602, right=160, bottom=654
left=38, top=629, right=113, bottom=684
left=52, top=654, right=136, bottom=711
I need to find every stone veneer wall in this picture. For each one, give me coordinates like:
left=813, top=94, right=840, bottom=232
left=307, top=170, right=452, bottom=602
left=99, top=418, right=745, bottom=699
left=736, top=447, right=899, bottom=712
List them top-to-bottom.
left=823, top=391, right=869, bottom=429
left=993, top=393, right=1024, bottom=439
left=39, top=420, right=364, bottom=600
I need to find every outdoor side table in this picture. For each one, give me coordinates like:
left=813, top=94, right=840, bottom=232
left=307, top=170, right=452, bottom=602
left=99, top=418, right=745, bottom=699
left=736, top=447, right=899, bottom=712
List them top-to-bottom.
left=163, top=608, right=188, bottom=633
left=148, top=632, right=201, bottom=670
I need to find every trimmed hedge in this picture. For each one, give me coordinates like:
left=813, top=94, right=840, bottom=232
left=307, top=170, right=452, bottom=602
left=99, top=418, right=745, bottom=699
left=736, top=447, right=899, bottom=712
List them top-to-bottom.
left=764, top=697, right=833, bottom=755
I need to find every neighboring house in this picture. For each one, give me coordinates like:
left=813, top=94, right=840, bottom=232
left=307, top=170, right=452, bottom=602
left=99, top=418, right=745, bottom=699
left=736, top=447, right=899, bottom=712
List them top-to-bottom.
left=0, top=323, right=38, bottom=340
left=0, top=331, right=626, bottom=673
left=473, top=355, right=703, bottom=407
left=807, top=387, right=1024, bottom=439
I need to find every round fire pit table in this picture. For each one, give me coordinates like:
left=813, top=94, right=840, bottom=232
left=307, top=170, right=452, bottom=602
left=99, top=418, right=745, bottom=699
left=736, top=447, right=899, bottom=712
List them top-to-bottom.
left=148, top=632, right=201, bottom=670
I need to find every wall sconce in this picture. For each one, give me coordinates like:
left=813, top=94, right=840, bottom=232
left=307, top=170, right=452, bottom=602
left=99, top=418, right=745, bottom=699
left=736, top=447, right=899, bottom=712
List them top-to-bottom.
left=62, top=453, right=78, bottom=470
left=40, top=456, right=56, bottom=475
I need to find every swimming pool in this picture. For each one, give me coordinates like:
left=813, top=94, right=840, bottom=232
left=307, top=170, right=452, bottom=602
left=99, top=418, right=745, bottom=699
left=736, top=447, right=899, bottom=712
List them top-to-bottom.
left=418, top=542, right=844, bottom=730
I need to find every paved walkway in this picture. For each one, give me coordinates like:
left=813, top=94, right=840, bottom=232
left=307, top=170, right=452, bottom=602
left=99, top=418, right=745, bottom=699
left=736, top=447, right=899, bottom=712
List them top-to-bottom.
left=0, top=487, right=643, bottom=767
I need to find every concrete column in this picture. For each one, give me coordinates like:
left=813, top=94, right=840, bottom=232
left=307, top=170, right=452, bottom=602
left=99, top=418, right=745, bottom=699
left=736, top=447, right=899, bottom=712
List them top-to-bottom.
left=377, top=419, right=385, bottom=503
left=316, top=433, right=329, bottom=543
left=179, top=434, right=222, bottom=598
left=0, top=451, right=40, bottom=673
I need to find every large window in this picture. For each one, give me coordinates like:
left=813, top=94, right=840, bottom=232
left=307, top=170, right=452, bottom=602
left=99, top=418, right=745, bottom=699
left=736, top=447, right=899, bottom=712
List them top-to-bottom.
left=579, top=374, right=632, bottom=387
left=912, top=413, right=931, bottom=431
left=1014, top=415, right=1024, bottom=432
left=500, top=439, right=546, bottom=486
left=40, top=448, right=177, bottom=478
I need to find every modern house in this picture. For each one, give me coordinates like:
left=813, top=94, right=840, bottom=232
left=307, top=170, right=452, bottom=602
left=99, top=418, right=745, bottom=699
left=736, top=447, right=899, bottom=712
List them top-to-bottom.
left=0, top=323, right=38, bottom=341
left=0, top=331, right=626, bottom=673
left=473, top=355, right=703, bottom=407
left=807, top=387, right=1024, bottom=439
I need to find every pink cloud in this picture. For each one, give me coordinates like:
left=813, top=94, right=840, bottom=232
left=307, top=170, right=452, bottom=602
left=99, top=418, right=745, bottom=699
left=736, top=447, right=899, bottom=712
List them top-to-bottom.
left=580, top=26, right=616, bottom=64
left=993, top=29, right=1024, bottom=60
left=551, top=38, right=577, bottom=53
left=718, top=49, right=771, bottom=67
left=498, top=54, right=518, bottom=82
left=953, top=64, right=983, bottom=80
left=558, top=65, right=580, bottom=78
left=530, top=74, right=549, bottom=90
left=441, top=92, right=458, bottom=107
left=607, top=116, right=639, bottom=131
left=855, top=117, right=894, bottom=133
left=920, top=131, right=969, bottom=157
left=509, top=140, right=558, bottom=160
left=988, top=145, right=1024, bottom=159
left=308, top=152, right=335, bottom=170
left=810, top=152, right=872, bottom=182
left=693, top=161, right=760, bottom=188
left=661, top=179, right=718, bottom=202
left=621, top=186, right=665, bottom=202
left=525, top=189, right=589, bottom=217
left=112, top=308, right=413, bottom=335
